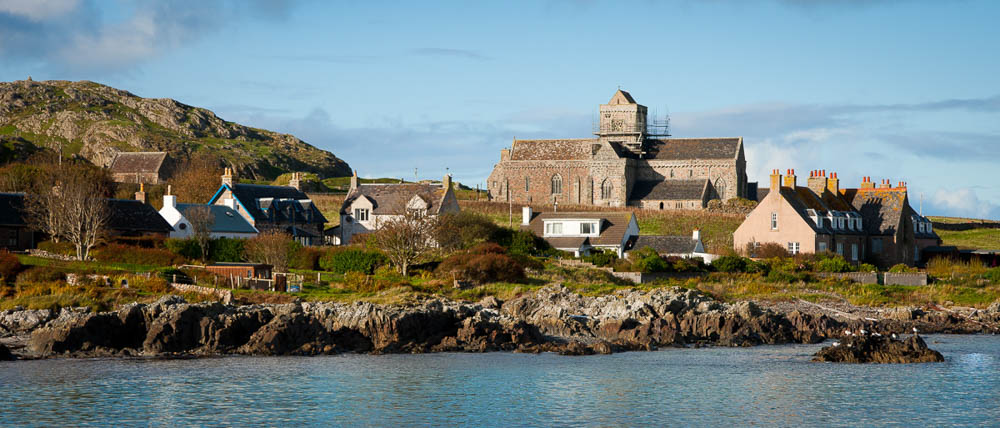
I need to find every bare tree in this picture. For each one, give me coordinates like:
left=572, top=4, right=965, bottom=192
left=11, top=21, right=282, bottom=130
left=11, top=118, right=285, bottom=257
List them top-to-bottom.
left=169, top=153, right=223, bottom=203
left=26, top=167, right=110, bottom=260
left=186, top=205, right=214, bottom=262
left=372, top=209, right=435, bottom=276
left=244, top=230, right=292, bottom=272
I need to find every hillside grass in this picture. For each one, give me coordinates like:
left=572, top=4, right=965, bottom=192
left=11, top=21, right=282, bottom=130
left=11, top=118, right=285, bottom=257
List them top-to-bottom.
left=928, top=216, right=1000, bottom=250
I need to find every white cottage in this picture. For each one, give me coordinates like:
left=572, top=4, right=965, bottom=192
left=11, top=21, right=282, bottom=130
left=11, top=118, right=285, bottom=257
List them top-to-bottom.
left=159, top=193, right=258, bottom=239
left=520, top=207, right=639, bottom=257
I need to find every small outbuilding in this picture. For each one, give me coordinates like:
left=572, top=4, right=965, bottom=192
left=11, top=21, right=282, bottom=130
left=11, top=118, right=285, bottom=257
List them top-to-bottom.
left=109, top=152, right=172, bottom=184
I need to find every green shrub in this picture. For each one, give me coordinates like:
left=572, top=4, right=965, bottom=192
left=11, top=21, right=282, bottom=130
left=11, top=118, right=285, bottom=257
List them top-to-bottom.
left=433, top=211, right=500, bottom=250
left=495, top=229, right=549, bottom=256
left=209, top=238, right=245, bottom=262
left=164, top=239, right=201, bottom=260
left=37, top=240, right=75, bottom=256
left=755, top=242, right=790, bottom=259
left=91, top=244, right=185, bottom=266
left=319, top=248, right=385, bottom=274
left=0, top=250, right=22, bottom=280
left=583, top=250, right=617, bottom=267
left=436, top=251, right=525, bottom=284
left=635, top=255, right=670, bottom=273
left=713, top=255, right=748, bottom=273
left=816, top=255, right=853, bottom=273
left=746, top=260, right=770, bottom=275
left=858, top=263, right=877, bottom=272
left=888, top=263, right=917, bottom=273
left=15, top=267, right=66, bottom=284
left=984, top=267, right=1000, bottom=285
left=766, top=269, right=802, bottom=283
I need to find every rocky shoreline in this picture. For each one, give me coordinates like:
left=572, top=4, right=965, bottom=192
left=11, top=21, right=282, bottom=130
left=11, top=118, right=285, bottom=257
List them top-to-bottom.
left=2, top=286, right=999, bottom=360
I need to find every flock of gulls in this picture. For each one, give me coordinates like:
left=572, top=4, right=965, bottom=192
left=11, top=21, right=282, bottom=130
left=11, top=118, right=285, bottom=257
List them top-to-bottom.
left=830, top=327, right=918, bottom=348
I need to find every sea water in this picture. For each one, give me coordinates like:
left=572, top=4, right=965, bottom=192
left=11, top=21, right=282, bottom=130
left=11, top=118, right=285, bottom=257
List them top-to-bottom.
left=2, top=335, right=999, bottom=427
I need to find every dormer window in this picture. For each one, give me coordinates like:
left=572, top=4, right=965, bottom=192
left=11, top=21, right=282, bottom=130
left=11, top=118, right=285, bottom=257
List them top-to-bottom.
left=354, top=208, right=369, bottom=222
left=580, top=222, right=599, bottom=235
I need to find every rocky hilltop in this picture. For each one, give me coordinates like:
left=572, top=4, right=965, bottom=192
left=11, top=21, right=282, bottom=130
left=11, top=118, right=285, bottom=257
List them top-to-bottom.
left=0, top=79, right=351, bottom=179
left=2, top=286, right=998, bottom=360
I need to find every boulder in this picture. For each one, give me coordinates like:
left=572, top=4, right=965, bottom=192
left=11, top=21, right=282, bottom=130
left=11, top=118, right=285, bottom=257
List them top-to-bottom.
left=812, top=334, right=944, bottom=363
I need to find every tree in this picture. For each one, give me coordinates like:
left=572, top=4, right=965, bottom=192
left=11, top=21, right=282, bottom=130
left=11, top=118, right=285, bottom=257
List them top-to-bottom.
left=170, top=153, right=223, bottom=203
left=25, top=165, right=110, bottom=260
left=186, top=205, right=214, bottom=262
left=372, top=209, right=436, bottom=276
left=244, top=230, right=293, bottom=272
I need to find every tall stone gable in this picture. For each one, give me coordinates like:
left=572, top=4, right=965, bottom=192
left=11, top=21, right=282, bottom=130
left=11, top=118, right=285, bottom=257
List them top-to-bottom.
left=486, top=90, right=748, bottom=209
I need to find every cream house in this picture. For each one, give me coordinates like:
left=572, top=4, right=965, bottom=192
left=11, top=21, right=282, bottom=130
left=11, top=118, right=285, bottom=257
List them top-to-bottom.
left=334, top=172, right=460, bottom=245
left=521, top=207, right=639, bottom=257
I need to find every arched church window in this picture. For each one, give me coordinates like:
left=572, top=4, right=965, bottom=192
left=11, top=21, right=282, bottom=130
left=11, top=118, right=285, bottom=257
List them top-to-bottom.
left=551, top=174, right=562, bottom=195
left=715, top=178, right=727, bottom=200
left=601, top=179, right=613, bottom=200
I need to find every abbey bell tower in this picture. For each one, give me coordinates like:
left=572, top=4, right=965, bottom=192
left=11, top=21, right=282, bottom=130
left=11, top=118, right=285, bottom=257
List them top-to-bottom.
left=596, top=89, right=647, bottom=154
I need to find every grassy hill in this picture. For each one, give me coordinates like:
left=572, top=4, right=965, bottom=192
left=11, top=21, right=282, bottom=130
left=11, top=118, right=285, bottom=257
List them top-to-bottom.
left=0, top=79, right=351, bottom=180
left=929, top=216, right=1000, bottom=250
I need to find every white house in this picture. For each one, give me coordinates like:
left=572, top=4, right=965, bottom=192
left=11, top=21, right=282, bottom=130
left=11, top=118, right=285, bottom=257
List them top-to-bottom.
left=333, top=172, right=460, bottom=245
left=159, top=193, right=258, bottom=239
left=521, top=207, right=639, bottom=257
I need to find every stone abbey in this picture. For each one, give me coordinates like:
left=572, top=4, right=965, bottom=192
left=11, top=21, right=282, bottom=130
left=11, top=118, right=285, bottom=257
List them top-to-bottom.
left=487, top=90, right=749, bottom=209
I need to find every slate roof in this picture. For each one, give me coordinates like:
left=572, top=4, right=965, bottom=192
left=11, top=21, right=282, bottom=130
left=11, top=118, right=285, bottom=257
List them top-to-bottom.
left=608, top=89, right=636, bottom=105
left=644, top=138, right=741, bottom=160
left=509, top=139, right=597, bottom=161
left=109, top=152, right=167, bottom=174
left=629, top=179, right=707, bottom=201
left=340, top=183, right=449, bottom=216
left=221, top=184, right=327, bottom=225
left=755, top=187, right=770, bottom=202
left=774, top=187, right=865, bottom=235
left=842, top=188, right=910, bottom=236
left=0, top=192, right=27, bottom=226
left=107, top=199, right=173, bottom=233
left=176, top=203, right=257, bottom=234
left=522, top=211, right=634, bottom=246
left=631, top=235, right=699, bottom=254
left=545, top=236, right=589, bottom=250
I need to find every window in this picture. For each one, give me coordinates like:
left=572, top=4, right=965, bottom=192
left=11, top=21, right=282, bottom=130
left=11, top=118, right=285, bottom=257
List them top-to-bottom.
left=670, top=169, right=674, bottom=178
left=689, top=170, right=693, bottom=177
left=551, top=174, right=562, bottom=195
left=525, top=177, right=530, bottom=192
left=715, top=178, right=726, bottom=199
left=601, top=179, right=613, bottom=200
left=659, top=202, right=664, bottom=210
left=675, top=202, right=682, bottom=209
left=354, top=208, right=369, bottom=221
left=771, top=212, right=778, bottom=230
left=839, top=218, right=845, bottom=230
left=545, top=222, right=563, bottom=235
left=580, top=222, right=597, bottom=235
left=918, top=222, right=924, bottom=233
left=178, top=223, right=187, bottom=230
left=872, top=238, right=882, bottom=254
left=787, top=242, right=800, bottom=255
left=818, top=242, right=827, bottom=252
left=836, top=242, right=844, bottom=255
left=852, top=244, right=859, bottom=261
left=914, top=246, right=920, bottom=262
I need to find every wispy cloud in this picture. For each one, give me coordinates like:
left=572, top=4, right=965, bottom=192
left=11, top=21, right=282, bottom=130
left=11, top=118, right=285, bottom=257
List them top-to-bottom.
left=0, top=0, right=305, bottom=74
left=410, top=47, right=489, bottom=61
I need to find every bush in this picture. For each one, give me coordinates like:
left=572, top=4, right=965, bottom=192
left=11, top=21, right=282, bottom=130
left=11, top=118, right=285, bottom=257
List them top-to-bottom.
left=433, top=211, right=501, bottom=251
left=495, top=229, right=550, bottom=256
left=209, top=238, right=245, bottom=262
left=165, top=239, right=201, bottom=260
left=37, top=240, right=75, bottom=256
left=755, top=243, right=790, bottom=259
left=91, top=244, right=185, bottom=266
left=289, top=246, right=324, bottom=270
left=319, top=248, right=386, bottom=274
left=583, top=249, right=617, bottom=267
left=0, top=250, right=22, bottom=280
left=436, top=251, right=526, bottom=284
left=713, top=255, right=748, bottom=273
left=816, top=255, right=853, bottom=273
left=858, top=263, right=877, bottom=273
left=888, top=263, right=917, bottom=273
left=15, top=267, right=66, bottom=284
left=984, top=267, right=1000, bottom=285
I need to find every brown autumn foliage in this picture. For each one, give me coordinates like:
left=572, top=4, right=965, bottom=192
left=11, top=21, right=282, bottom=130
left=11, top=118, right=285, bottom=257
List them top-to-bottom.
left=169, top=153, right=224, bottom=203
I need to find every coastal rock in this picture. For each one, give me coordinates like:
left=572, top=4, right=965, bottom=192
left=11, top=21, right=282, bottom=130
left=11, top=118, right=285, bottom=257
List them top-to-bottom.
left=0, top=309, right=52, bottom=337
left=812, top=334, right=944, bottom=364
left=0, top=343, right=14, bottom=361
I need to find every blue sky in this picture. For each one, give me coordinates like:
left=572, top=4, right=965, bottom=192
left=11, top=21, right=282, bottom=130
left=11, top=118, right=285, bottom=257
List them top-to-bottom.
left=1, top=0, right=999, bottom=219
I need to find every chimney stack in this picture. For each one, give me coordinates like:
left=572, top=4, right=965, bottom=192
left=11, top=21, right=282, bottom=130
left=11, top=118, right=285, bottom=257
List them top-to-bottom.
left=222, top=167, right=233, bottom=187
left=769, top=169, right=782, bottom=191
left=783, top=169, right=797, bottom=190
left=807, top=169, right=828, bottom=195
left=349, top=170, right=359, bottom=192
left=289, top=172, right=301, bottom=190
left=827, top=172, right=840, bottom=194
left=443, top=173, right=452, bottom=190
left=860, top=176, right=875, bottom=189
left=879, top=179, right=891, bottom=189
left=135, top=182, right=146, bottom=204
left=163, top=194, right=176, bottom=209
left=521, top=206, right=532, bottom=226
left=692, top=228, right=701, bottom=242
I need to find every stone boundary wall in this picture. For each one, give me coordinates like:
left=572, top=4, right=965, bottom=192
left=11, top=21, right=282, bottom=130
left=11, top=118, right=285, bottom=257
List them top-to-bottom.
left=28, top=249, right=77, bottom=261
left=610, top=271, right=704, bottom=284
left=818, top=272, right=879, bottom=284
left=884, top=273, right=929, bottom=286
left=171, top=283, right=233, bottom=305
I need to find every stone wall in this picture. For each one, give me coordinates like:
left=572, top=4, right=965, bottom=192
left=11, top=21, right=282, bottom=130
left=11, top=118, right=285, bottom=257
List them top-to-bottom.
left=818, top=272, right=879, bottom=284
left=884, top=273, right=928, bottom=286
left=171, top=283, right=233, bottom=304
